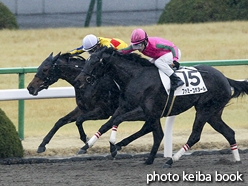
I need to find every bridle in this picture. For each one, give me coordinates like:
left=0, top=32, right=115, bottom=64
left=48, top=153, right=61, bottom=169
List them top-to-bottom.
left=82, top=51, right=114, bottom=85
left=81, top=55, right=104, bottom=85
left=35, top=57, right=84, bottom=88
left=35, top=61, right=61, bottom=89
left=80, top=70, right=97, bottom=85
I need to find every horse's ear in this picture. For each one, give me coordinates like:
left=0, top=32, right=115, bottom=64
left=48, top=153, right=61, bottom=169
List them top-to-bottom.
left=48, top=52, right=53, bottom=60
left=53, top=52, right=61, bottom=62
left=102, top=52, right=110, bottom=59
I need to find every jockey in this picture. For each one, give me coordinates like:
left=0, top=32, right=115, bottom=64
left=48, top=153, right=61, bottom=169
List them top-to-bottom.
left=118, top=29, right=184, bottom=91
left=70, top=34, right=128, bottom=56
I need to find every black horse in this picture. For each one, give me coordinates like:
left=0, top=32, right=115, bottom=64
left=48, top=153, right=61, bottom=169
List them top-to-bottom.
left=75, top=47, right=248, bottom=167
left=27, top=52, right=148, bottom=154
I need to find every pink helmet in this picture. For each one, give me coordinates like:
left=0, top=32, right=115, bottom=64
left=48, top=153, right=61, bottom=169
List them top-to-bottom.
left=131, top=29, right=148, bottom=45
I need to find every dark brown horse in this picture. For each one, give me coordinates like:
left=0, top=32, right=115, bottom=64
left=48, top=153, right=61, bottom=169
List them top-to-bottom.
left=74, top=47, right=248, bottom=167
left=27, top=53, right=121, bottom=153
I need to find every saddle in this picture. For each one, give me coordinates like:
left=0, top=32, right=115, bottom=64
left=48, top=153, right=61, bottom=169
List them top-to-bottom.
left=159, top=66, right=208, bottom=96
left=159, top=66, right=208, bottom=117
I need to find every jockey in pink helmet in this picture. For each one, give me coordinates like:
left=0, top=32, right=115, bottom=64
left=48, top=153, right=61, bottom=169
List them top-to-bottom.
left=118, top=29, right=184, bottom=91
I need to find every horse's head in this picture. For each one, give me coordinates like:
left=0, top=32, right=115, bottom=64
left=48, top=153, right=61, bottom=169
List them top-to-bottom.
left=74, top=47, right=114, bottom=89
left=27, top=52, right=61, bottom=95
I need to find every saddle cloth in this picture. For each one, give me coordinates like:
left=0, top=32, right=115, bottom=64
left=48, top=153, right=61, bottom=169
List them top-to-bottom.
left=159, top=67, right=208, bottom=96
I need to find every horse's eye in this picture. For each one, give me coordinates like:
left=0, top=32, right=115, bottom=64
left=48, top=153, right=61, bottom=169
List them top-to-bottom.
left=43, top=69, right=48, bottom=73
left=86, top=76, right=91, bottom=83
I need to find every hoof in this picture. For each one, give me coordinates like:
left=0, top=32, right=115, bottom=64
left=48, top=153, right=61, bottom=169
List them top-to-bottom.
left=110, top=142, right=118, bottom=158
left=78, top=143, right=89, bottom=154
left=116, top=145, right=122, bottom=151
left=37, top=146, right=46, bottom=153
left=77, top=148, right=87, bottom=154
left=111, top=149, right=118, bottom=158
left=144, top=158, right=154, bottom=165
left=163, top=158, right=173, bottom=168
left=144, top=161, right=153, bottom=165
left=235, top=161, right=242, bottom=164
left=162, top=163, right=172, bottom=168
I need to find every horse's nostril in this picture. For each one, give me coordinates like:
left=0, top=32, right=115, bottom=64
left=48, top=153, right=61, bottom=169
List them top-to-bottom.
left=27, top=86, right=33, bottom=93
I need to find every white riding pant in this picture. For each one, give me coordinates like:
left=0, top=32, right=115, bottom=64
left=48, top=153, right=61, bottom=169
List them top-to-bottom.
left=150, top=49, right=181, bottom=77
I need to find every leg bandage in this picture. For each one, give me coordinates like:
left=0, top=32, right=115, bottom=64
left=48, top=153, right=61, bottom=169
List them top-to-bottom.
left=109, top=126, right=118, bottom=144
left=88, top=131, right=101, bottom=147
left=173, top=144, right=190, bottom=162
left=231, top=144, right=240, bottom=162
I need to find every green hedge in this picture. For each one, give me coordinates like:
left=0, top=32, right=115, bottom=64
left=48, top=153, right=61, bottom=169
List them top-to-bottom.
left=158, top=0, right=248, bottom=24
left=0, top=2, right=18, bottom=29
left=0, top=108, right=23, bottom=159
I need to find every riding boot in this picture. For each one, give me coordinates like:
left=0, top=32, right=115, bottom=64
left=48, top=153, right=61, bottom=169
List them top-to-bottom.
left=170, top=73, right=184, bottom=90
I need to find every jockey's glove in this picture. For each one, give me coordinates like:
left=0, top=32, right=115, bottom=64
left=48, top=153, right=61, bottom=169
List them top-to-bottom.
left=173, top=61, right=180, bottom=70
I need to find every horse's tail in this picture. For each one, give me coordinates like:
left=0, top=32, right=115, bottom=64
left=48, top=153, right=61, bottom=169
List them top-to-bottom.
left=227, top=78, right=248, bottom=98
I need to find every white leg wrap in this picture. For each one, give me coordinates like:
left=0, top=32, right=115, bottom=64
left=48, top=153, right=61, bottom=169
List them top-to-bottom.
left=109, top=126, right=118, bottom=144
left=88, top=132, right=101, bottom=147
left=172, top=144, right=190, bottom=162
left=231, top=144, right=241, bottom=162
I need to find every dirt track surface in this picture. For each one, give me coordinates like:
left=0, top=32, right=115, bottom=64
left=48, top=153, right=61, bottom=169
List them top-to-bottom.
left=1, top=150, right=248, bottom=186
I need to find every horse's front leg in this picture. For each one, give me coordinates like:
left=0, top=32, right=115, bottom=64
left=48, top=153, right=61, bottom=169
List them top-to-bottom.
left=77, top=106, right=127, bottom=155
left=37, top=107, right=81, bottom=153
left=76, top=107, right=109, bottom=143
left=108, top=107, right=147, bottom=158
left=111, top=107, right=146, bottom=150
left=75, top=116, right=88, bottom=143
left=77, top=117, right=115, bottom=154
left=145, top=118, right=163, bottom=165
left=115, top=120, right=152, bottom=151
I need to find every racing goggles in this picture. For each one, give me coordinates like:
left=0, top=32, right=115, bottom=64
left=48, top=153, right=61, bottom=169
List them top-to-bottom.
left=132, top=43, right=143, bottom=50
left=87, top=47, right=97, bottom=55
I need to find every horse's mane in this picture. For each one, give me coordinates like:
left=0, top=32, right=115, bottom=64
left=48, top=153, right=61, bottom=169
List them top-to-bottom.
left=97, top=47, right=154, bottom=67
left=60, top=52, right=86, bottom=64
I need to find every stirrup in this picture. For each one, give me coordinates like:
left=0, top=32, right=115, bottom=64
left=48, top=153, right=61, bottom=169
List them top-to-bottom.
left=171, top=80, right=184, bottom=90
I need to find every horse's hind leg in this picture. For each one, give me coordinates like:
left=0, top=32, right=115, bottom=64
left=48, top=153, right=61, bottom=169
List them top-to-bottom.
left=207, top=110, right=241, bottom=162
left=163, top=111, right=209, bottom=168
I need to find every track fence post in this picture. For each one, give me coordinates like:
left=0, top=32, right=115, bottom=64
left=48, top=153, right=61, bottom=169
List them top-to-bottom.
left=85, top=0, right=96, bottom=27
left=96, top=0, right=102, bottom=27
left=18, top=73, right=25, bottom=140
left=164, top=116, right=176, bottom=157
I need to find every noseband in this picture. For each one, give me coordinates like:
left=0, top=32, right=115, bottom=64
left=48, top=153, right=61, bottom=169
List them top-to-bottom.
left=82, top=53, right=113, bottom=85
left=35, top=62, right=60, bottom=89
left=81, top=70, right=97, bottom=85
